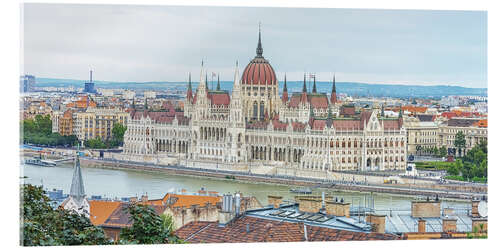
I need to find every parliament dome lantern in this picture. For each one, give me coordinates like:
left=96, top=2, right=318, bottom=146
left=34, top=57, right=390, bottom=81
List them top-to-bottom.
left=241, top=26, right=277, bottom=85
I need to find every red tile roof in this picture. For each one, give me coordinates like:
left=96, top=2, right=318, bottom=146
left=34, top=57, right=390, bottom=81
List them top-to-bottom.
left=207, top=92, right=230, bottom=106
left=175, top=216, right=400, bottom=243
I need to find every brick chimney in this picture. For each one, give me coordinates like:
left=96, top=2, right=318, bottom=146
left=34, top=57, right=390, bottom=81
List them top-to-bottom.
left=268, top=195, right=283, bottom=209
left=298, top=197, right=322, bottom=213
left=411, top=199, right=441, bottom=218
left=325, top=200, right=350, bottom=217
left=471, top=200, right=480, bottom=217
left=366, top=214, right=386, bottom=233
left=442, top=217, right=457, bottom=232
left=471, top=218, right=488, bottom=233
left=418, top=219, right=426, bottom=233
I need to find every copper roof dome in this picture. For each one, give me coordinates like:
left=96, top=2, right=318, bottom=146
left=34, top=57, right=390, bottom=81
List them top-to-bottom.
left=241, top=27, right=277, bottom=85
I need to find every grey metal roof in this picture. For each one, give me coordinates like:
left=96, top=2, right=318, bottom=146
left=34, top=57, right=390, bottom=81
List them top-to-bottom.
left=69, top=154, right=86, bottom=204
left=246, top=204, right=373, bottom=233
left=383, top=212, right=473, bottom=233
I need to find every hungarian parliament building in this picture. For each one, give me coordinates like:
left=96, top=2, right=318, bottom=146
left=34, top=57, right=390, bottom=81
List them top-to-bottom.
left=123, top=30, right=407, bottom=173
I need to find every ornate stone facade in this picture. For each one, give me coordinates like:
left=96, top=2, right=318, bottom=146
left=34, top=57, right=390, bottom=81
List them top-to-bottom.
left=123, top=30, right=407, bottom=173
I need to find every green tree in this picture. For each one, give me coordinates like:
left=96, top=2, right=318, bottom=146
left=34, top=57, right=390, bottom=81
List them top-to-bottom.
left=34, top=114, right=52, bottom=135
left=111, top=123, right=127, bottom=146
left=454, top=131, right=466, bottom=157
left=439, top=146, right=447, bottom=158
left=21, top=184, right=109, bottom=246
left=119, top=204, right=182, bottom=244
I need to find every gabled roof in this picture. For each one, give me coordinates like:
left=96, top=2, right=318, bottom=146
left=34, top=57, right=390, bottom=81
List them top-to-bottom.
left=207, top=91, right=230, bottom=106
left=288, top=93, right=329, bottom=109
left=89, top=200, right=122, bottom=226
left=100, top=203, right=166, bottom=229
left=175, top=216, right=400, bottom=243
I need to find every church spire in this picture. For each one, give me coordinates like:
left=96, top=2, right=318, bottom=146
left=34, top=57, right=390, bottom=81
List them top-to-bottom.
left=256, top=22, right=263, bottom=58
left=70, top=151, right=85, bottom=203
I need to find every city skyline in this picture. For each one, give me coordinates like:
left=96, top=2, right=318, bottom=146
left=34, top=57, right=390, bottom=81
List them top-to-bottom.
left=23, top=4, right=487, bottom=88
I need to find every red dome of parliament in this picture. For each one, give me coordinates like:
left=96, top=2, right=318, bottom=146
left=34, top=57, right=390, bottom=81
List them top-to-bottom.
left=241, top=29, right=277, bottom=85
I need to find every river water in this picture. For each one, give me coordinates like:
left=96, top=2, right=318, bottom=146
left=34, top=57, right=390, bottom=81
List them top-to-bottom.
left=21, top=162, right=468, bottom=212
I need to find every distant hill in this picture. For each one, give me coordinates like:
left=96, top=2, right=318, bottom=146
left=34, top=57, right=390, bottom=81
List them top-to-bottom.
left=35, top=77, right=487, bottom=98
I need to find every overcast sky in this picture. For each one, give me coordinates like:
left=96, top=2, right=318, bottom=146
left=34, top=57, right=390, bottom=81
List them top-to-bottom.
left=22, top=4, right=487, bottom=88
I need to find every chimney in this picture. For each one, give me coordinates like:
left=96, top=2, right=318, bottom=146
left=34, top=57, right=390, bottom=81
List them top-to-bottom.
left=218, top=194, right=235, bottom=227
left=268, top=195, right=283, bottom=209
left=298, top=197, right=322, bottom=213
left=411, top=199, right=441, bottom=218
left=471, top=199, right=480, bottom=217
left=325, top=200, right=350, bottom=217
left=366, top=214, right=386, bottom=233
left=442, top=216, right=457, bottom=232
left=471, top=218, right=488, bottom=233
left=418, top=219, right=426, bottom=233
left=303, top=224, right=308, bottom=241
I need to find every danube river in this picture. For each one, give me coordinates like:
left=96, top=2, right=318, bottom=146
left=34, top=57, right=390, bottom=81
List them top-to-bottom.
left=21, top=162, right=469, bottom=212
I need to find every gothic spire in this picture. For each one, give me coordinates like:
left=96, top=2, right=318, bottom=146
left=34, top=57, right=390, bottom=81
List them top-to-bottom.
left=256, top=22, right=263, bottom=58
left=187, top=72, right=193, bottom=101
left=302, top=73, right=307, bottom=93
left=216, top=74, right=221, bottom=91
left=282, top=74, right=288, bottom=103
left=330, top=74, right=337, bottom=104
left=312, top=75, right=317, bottom=93
left=145, top=98, right=148, bottom=110
left=381, top=104, right=385, bottom=118
left=399, top=105, right=403, bottom=118
left=70, top=151, right=85, bottom=203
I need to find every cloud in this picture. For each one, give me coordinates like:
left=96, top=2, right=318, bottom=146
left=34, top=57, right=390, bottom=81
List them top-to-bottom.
left=22, top=4, right=487, bottom=88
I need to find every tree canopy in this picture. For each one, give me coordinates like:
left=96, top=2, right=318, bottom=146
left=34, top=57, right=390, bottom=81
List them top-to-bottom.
left=454, top=131, right=466, bottom=157
left=21, top=184, right=109, bottom=246
left=119, top=204, right=182, bottom=244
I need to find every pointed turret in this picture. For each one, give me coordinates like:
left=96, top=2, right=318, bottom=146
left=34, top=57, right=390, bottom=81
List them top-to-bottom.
left=256, top=22, right=263, bottom=58
left=233, top=61, right=240, bottom=87
left=187, top=72, right=193, bottom=102
left=206, top=73, right=209, bottom=90
left=301, top=73, right=308, bottom=104
left=302, top=73, right=307, bottom=93
left=216, top=74, right=221, bottom=91
left=282, top=74, right=288, bottom=103
left=330, top=74, right=337, bottom=104
left=312, top=76, right=317, bottom=93
left=132, top=98, right=136, bottom=109
left=144, top=98, right=148, bottom=110
left=381, top=104, right=385, bottom=118
left=399, top=105, right=403, bottom=118
left=70, top=152, right=85, bottom=203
